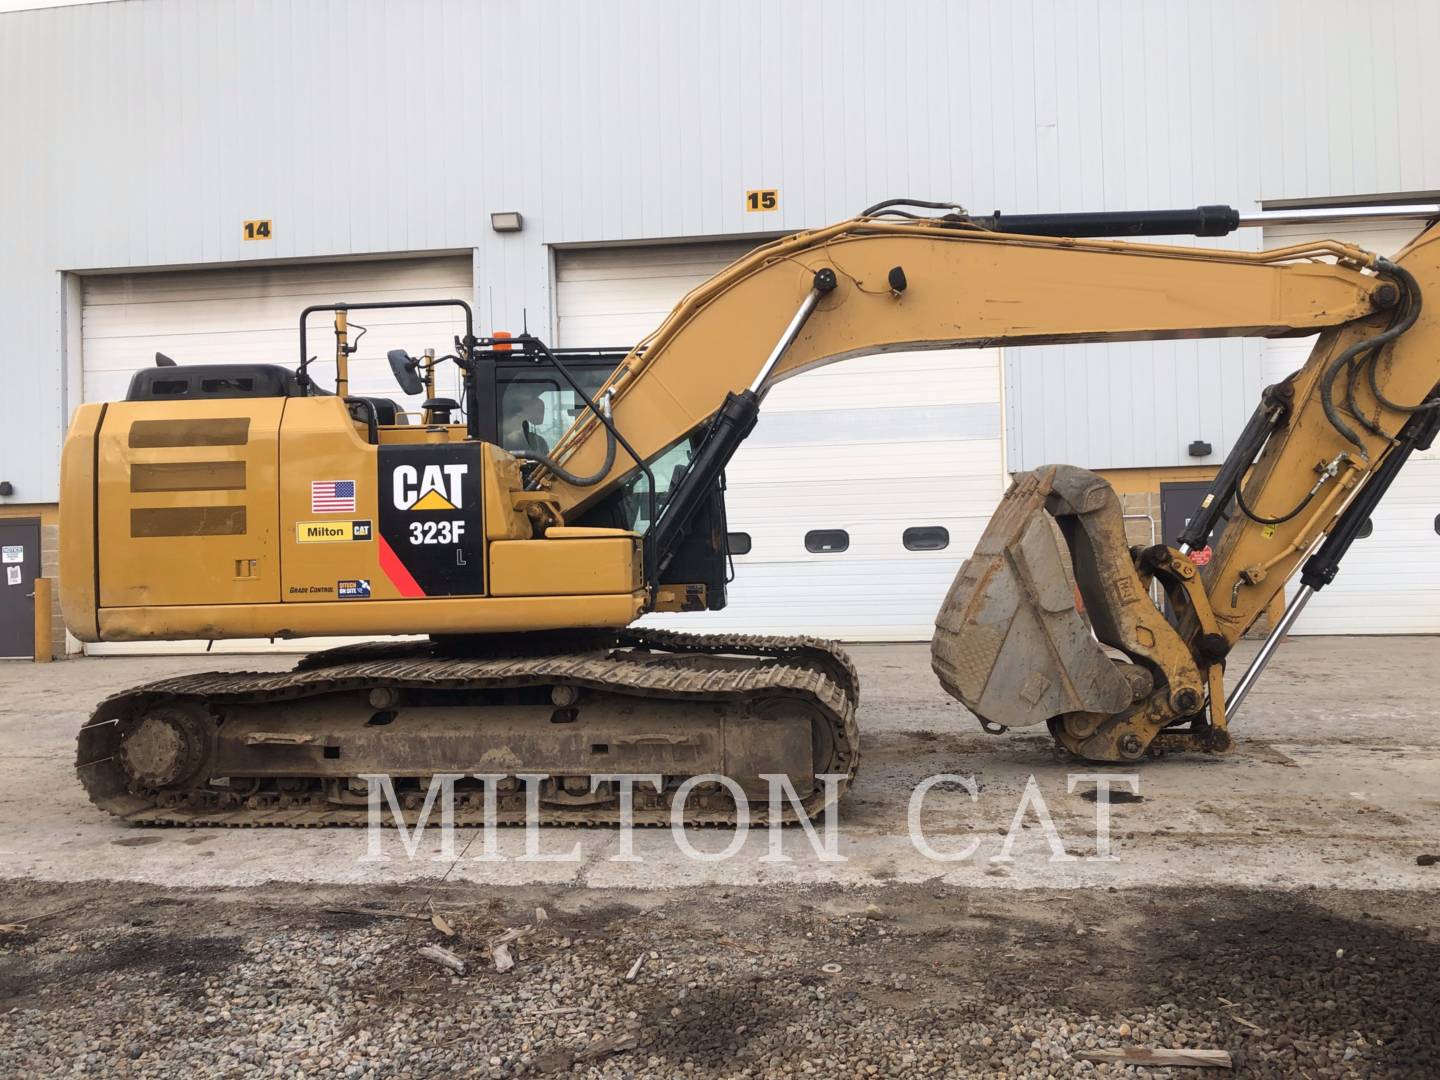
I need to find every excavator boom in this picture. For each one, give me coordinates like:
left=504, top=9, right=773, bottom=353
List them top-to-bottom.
left=535, top=218, right=1389, bottom=517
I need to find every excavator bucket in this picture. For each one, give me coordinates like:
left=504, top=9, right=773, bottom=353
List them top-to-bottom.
left=932, top=466, right=1157, bottom=731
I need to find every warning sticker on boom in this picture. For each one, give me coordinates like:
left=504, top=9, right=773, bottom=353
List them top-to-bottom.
left=377, top=446, right=484, bottom=597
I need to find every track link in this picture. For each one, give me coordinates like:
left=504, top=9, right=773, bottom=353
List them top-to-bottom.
left=293, top=628, right=860, bottom=703
left=77, top=631, right=859, bottom=828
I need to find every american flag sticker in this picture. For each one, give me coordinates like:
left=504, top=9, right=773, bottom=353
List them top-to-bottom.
left=311, top=480, right=356, bottom=514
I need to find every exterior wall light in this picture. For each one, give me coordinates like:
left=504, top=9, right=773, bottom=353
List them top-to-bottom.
left=490, top=211, right=524, bottom=233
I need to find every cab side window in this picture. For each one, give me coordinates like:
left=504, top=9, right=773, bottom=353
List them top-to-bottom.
left=496, top=369, right=612, bottom=458
left=499, top=380, right=559, bottom=456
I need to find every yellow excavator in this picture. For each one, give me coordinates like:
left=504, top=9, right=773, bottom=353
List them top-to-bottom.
left=61, top=200, right=1439, bottom=825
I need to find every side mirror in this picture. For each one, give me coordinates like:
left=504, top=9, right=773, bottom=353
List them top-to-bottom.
left=387, top=349, right=424, bottom=396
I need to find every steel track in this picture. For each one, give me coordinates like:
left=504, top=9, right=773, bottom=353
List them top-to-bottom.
left=76, top=630, right=859, bottom=828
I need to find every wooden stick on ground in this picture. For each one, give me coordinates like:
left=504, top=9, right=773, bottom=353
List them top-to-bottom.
left=323, top=906, right=433, bottom=921
left=417, top=944, right=468, bottom=976
left=1077, top=1048, right=1233, bottom=1069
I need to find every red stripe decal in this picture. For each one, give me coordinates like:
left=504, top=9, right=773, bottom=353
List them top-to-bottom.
left=378, top=535, right=426, bottom=598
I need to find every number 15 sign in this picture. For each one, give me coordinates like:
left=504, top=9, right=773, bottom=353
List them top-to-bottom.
left=745, top=190, right=778, bottom=212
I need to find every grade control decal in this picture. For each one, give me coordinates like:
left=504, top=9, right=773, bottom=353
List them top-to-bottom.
left=376, top=446, right=484, bottom=597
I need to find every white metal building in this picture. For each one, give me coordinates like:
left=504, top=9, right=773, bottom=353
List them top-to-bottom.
left=1, top=0, right=1437, bottom=654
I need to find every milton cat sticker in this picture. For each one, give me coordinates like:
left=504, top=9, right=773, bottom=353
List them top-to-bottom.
left=377, top=446, right=483, bottom=597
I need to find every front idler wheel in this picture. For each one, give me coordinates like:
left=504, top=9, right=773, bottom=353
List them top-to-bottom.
left=118, top=703, right=213, bottom=793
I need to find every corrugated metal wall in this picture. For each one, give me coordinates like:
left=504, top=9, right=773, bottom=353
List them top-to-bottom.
left=3, top=0, right=1439, bottom=501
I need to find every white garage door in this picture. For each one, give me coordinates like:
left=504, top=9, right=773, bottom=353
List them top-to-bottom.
left=1263, top=219, right=1439, bottom=634
left=555, top=243, right=1006, bottom=641
left=81, top=254, right=473, bottom=654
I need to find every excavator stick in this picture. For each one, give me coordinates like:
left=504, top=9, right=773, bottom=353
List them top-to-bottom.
left=933, top=466, right=1208, bottom=761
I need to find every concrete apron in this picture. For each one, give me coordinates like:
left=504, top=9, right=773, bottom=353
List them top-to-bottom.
left=0, top=639, right=1435, bottom=891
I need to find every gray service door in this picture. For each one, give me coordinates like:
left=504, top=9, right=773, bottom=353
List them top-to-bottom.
left=0, top=520, right=40, bottom=659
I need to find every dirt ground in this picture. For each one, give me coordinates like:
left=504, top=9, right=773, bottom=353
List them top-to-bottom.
left=0, top=636, right=1438, bottom=1076
left=1, top=879, right=1437, bottom=1078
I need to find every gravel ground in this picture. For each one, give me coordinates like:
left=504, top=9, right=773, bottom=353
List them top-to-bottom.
left=2, top=880, right=1437, bottom=1079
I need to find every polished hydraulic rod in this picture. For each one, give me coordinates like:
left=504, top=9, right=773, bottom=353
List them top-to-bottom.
left=1237, top=203, right=1440, bottom=228
left=748, top=269, right=837, bottom=395
left=1224, top=585, right=1314, bottom=720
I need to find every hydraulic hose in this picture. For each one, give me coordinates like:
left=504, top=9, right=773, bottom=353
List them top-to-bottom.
left=860, top=197, right=968, bottom=217
left=1319, top=259, right=1422, bottom=456
left=1364, top=279, right=1437, bottom=415
left=504, top=334, right=632, bottom=491
left=1344, top=348, right=1387, bottom=437
left=515, top=413, right=617, bottom=487
left=1233, top=475, right=1319, bottom=526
